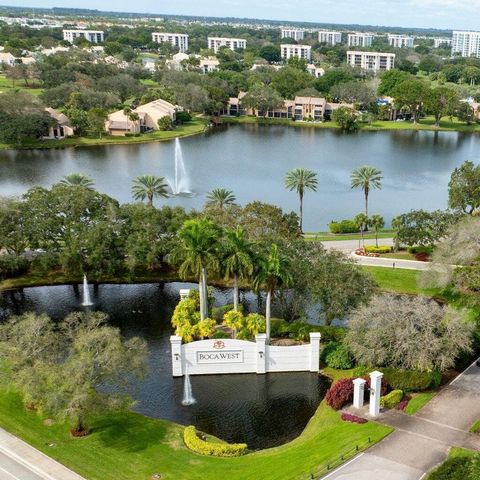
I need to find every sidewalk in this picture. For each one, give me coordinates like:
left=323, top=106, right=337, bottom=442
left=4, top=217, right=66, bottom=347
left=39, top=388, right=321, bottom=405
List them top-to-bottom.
left=0, top=427, right=85, bottom=480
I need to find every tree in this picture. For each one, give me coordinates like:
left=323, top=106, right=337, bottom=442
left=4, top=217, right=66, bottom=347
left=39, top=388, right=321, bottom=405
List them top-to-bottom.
left=258, top=45, right=281, bottom=63
left=463, top=66, right=480, bottom=86
left=271, top=67, right=312, bottom=99
left=314, top=68, right=354, bottom=94
left=377, top=70, right=411, bottom=96
left=391, top=79, right=429, bottom=124
left=330, top=80, right=376, bottom=105
left=140, top=85, right=175, bottom=105
left=240, top=85, right=283, bottom=117
left=424, top=87, right=459, bottom=127
left=457, top=102, right=476, bottom=125
left=332, top=107, right=359, bottom=131
left=87, top=108, right=107, bottom=138
left=157, top=115, right=173, bottom=131
left=448, top=161, right=480, bottom=215
left=350, top=166, right=383, bottom=218
left=284, top=168, right=318, bottom=233
left=59, top=173, right=94, bottom=188
left=132, top=175, right=169, bottom=206
left=205, top=188, right=237, bottom=210
left=0, top=198, right=29, bottom=255
left=354, top=213, right=368, bottom=249
left=369, top=214, right=385, bottom=248
left=174, top=219, right=221, bottom=320
left=222, top=227, right=255, bottom=311
left=253, top=244, right=292, bottom=341
left=345, top=294, right=473, bottom=371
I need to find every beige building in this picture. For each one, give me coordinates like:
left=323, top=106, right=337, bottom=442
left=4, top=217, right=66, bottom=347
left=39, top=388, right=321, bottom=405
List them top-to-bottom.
left=281, top=28, right=305, bottom=41
left=63, top=29, right=104, bottom=44
left=318, top=31, right=342, bottom=46
left=152, top=33, right=189, bottom=53
left=347, top=33, right=374, bottom=47
left=208, top=37, right=247, bottom=53
left=281, top=44, right=312, bottom=60
left=347, top=51, right=395, bottom=72
left=0, top=52, right=15, bottom=66
left=105, top=99, right=177, bottom=136
left=45, top=108, right=75, bottom=139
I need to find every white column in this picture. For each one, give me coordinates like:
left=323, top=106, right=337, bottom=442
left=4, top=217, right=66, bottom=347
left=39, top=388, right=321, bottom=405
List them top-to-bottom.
left=179, top=289, right=190, bottom=300
left=309, top=332, right=321, bottom=372
left=256, top=334, right=267, bottom=374
left=170, top=335, right=183, bottom=377
left=369, top=371, right=383, bottom=417
left=353, top=378, right=366, bottom=409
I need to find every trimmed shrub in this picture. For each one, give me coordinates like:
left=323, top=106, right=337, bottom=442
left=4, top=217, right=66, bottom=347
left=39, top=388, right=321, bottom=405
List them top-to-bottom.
left=176, top=111, right=192, bottom=123
left=329, top=220, right=358, bottom=234
left=364, top=245, right=392, bottom=254
left=408, top=246, right=434, bottom=255
left=0, top=255, right=29, bottom=280
left=211, top=304, right=243, bottom=322
left=270, top=319, right=347, bottom=343
left=288, top=321, right=312, bottom=342
left=211, top=330, right=230, bottom=339
left=321, top=341, right=340, bottom=363
left=325, top=344, right=355, bottom=370
left=380, top=368, right=435, bottom=392
left=325, top=378, right=354, bottom=410
left=380, top=389, right=404, bottom=409
left=396, top=395, right=412, bottom=411
left=341, top=412, right=367, bottom=424
left=183, top=426, right=247, bottom=457
left=427, top=457, right=471, bottom=480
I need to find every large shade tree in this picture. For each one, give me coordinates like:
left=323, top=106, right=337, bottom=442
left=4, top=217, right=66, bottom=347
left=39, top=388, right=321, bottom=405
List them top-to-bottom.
left=448, top=160, right=480, bottom=215
left=350, top=166, right=383, bottom=218
left=284, top=168, right=318, bottom=233
left=132, top=175, right=169, bottom=206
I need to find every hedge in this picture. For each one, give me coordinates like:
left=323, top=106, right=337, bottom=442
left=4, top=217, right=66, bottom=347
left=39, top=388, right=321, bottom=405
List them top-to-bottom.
left=329, top=220, right=358, bottom=234
left=364, top=245, right=392, bottom=254
left=0, top=255, right=29, bottom=280
left=270, top=319, right=347, bottom=343
left=324, top=343, right=355, bottom=370
left=380, top=368, right=438, bottom=392
left=380, top=390, right=404, bottom=409
left=183, top=426, right=247, bottom=457
left=427, top=457, right=472, bottom=480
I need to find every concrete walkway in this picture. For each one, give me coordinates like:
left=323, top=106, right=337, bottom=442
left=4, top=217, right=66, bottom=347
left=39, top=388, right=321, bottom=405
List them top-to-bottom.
left=323, top=359, right=480, bottom=479
left=0, top=427, right=84, bottom=480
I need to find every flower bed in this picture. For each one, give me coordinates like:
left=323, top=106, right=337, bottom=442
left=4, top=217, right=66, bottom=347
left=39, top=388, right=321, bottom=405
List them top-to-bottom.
left=354, top=249, right=380, bottom=258
left=341, top=412, right=367, bottom=424
left=183, top=426, right=248, bottom=457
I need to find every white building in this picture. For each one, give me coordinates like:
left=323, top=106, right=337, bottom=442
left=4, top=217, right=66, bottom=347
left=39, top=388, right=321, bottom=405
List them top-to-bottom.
left=281, top=28, right=305, bottom=41
left=63, top=30, right=104, bottom=44
left=318, top=31, right=342, bottom=46
left=452, top=31, right=480, bottom=58
left=152, top=33, right=189, bottom=53
left=347, top=33, right=374, bottom=48
left=388, top=34, right=414, bottom=48
left=207, top=37, right=247, bottom=53
left=433, top=37, right=452, bottom=48
left=281, top=44, right=312, bottom=61
left=347, top=51, right=395, bottom=72
left=0, top=52, right=16, bottom=67
left=307, top=63, right=325, bottom=78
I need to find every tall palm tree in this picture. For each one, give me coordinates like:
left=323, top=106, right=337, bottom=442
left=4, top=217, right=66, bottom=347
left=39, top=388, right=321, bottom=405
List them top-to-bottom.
left=350, top=166, right=383, bottom=218
left=284, top=168, right=318, bottom=233
left=59, top=173, right=94, bottom=188
left=132, top=175, right=169, bottom=206
left=206, top=188, right=237, bottom=210
left=354, top=213, right=368, bottom=249
left=369, top=214, right=385, bottom=248
left=174, top=219, right=220, bottom=320
left=222, top=227, right=255, bottom=311
left=253, top=244, right=292, bottom=341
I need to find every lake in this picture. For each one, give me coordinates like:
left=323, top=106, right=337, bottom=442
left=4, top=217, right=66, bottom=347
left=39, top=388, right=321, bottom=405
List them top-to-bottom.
left=0, top=124, right=478, bottom=230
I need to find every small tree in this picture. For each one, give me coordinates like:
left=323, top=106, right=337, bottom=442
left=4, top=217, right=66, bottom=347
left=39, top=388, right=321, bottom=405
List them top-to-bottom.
left=240, top=85, right=283, bottom=118
left=457, top=102, right=476, bottom=125
left=332, top=107, right=359, bottom=131
left=158, top=115, right=173, bottom=131
left=448, top=161, right=480, bottom=215
left=351, top=166, right=383, bottom=218
left=354, top=213, right=368, bottom=249
left=369, top=214, right=385, bottom=247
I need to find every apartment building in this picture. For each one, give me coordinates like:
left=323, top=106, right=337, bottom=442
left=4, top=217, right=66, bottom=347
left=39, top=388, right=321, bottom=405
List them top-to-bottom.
left=281, top=28, right=305, bottom=41
left=62, top=29, right=104, bottom=44
left=318, top=30, right=342, bottom=46
left=452, top=31, right=480, bottom=58
left=152, top=33, right=189, bottom=53
left=347, top=33, right=374, bottom=47
left=388, top=34, right=414, bottom=48
left=207, top=37, right=247, bottom=53
left=433, top=37, right=452, bottom=48
left=281, top=44, right=312, bottom=61
left=347, top=51, right=395, bottom=72
left=0, top=52, right=15, bottom=66
left=307, top=64, right=325, bottom=78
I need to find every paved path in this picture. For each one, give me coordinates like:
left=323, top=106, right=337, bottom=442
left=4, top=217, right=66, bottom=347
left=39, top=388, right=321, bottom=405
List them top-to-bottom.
left=320, top=238, right=395, bottom=253
left=323, top=359, right=480, bottom=479
left=0, top=427, right=84, bottom=480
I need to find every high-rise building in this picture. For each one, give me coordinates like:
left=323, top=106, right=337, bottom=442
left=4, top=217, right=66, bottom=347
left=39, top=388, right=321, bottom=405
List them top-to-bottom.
left=281, top=28, right=305, bottom=41
left=63, top=29, right=104, bottom=44
left=318, top=31, right=342, bottom=46
left=452, top=31, right=480, bottom=58
left=152, top=33, right=189, bottom=53
left=347, top=33, right=374, bottom=48
left=388, top=34, right=414, bottom=48
left=207, top=37, right=247, bottom=53
left=433, top=38, right=452, bottom=48
left=281, top=44, right=312, bottom=61
left=347, top=51, right=395, bottom=72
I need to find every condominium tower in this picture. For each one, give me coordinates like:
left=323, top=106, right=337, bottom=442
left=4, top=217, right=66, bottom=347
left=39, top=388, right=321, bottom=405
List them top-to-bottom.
left=281, top=28, right=305, bottom=41
left=63, top=29, right=104, bottom=44
left=318, top=31, right=342, bottom=46
left=452, top=31, right=480, bottom=58
left=152, top=33, right=189, bottom=53
left=347, top=33, right=374, bottom=47
left=388, top=34, right=414, bottom=48
left=208, top=37, right=247, bottom=53
left=281, top=44, right=312, bottom=61
left=347, top=51, right=395, bottom=72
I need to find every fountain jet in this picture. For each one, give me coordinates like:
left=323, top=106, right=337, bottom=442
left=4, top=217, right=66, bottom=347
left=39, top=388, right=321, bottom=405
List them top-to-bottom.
left=169, top=138, right=195, bottom=197
left=81, top=275, right=93, bottom=307
left=181, top=367, right=196, bottom=406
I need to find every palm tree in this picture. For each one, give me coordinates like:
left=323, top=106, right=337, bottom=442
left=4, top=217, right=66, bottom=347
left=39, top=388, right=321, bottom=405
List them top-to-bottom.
left=123, top=107, right=132, bottom=134
left=350, top=166, right=383, bottom=218
left=284, top=168, right=318, bottom=233
left=59, top=173, right=94, bottom=188
left=132, top=175, right=169, bottom=206
left=206, top=188, right=236, bottom=210
left=354, top=213, right=368, bottom=249
left=369, top=214, right=385, bottom=248
left=174, top=219, right=221, bottom=320
left=222, top=227, right=255, bottom=311
left=253, top=244, right=292, bottom=341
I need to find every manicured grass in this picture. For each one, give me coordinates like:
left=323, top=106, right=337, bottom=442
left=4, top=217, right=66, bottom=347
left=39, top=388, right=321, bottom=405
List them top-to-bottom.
left=0, top=74, right=43, bottom=96
left=0, top=119, right=207, bottom=151
left=304, top=231, right=394, bottom=242
left=380, top=252, right=417, bottom=261
left=361, top=266, right=425, bottom=295
left=0, top=389, right=392, bottom=480
left=404, top=392, right=436, bottom=415
left=469, top=419, right=480, bottom=433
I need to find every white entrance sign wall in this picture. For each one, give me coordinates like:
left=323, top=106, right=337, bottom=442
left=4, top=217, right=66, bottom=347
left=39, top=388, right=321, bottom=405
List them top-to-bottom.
left=170, top=332, right=321, bottom=376
left=369, top=370, right=383, bottom=417
left=353, top=378, right=366, bottom=409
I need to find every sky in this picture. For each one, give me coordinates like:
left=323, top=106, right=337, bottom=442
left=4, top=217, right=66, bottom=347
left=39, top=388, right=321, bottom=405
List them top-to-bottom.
left=4, top=0, right=480, bottom=30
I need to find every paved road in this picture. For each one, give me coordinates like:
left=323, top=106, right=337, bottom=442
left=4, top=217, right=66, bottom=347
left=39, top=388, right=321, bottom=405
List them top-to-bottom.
left=320, top=238, right=395, bottom=253
left=323, top=359, right=480, bottom=480
left=0, top=450, right=45, bottom=480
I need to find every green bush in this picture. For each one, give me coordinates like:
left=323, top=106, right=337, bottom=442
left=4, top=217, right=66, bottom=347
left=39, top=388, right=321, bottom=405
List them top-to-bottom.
left=176, top=111, right=192, bottom=123
left=329, top=220, right=358, bottom=234
left=364, top=245, right=392, bottom=254
left=408, top=246, right=434, bottom=255
left=31, top=251, right=59, bottom=273
left=0, top=255, right=29, bottom=280
left=211, top=304, right=243, bottom=322
left=270, top=319, right=347, bottom=343
left=288, top=321, right=311, bottom=342
left=211, top=331, right=230, bottom=339
left=321, top=342, right=340, bottom=363
left=325, top=344, right=355, bottom=369
left=380, top=368, right=435, bottom=392
left=380, top=389, right=404, bottom=409
left=183, top=426, right=247, bottom=457
left=427, top=457, right=472, bottom=480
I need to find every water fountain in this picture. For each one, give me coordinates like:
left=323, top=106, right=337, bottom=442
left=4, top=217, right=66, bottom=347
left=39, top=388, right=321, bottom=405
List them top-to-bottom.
left=169, top=138, right=195, bottom=197
left=81, top=275, right=93, bottom=307
left=181, top=366, right=196, bottom=406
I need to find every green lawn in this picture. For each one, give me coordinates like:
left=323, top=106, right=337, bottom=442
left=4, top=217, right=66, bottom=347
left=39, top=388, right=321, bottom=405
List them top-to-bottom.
left=0, top=74, right=43, bottom=96
left=304, top=231, right=395, bottom=242
left=380, top=252, right=417, bottom=261
left=361, top=266, right=427, bottom=295
left=0, top=389, right=392, bottom=480
left=404, top=392, right=436, bottom=415
left=469, top=419, right=480, bottom=433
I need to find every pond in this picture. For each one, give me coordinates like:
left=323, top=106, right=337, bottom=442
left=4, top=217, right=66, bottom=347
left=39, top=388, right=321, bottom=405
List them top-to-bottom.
left=0, top=125, right=478, bottom=230
left=0, top=282, right=330, bottom=449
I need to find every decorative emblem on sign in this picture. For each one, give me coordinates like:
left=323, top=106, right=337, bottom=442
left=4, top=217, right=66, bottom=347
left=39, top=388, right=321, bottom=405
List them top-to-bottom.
left=213, top=340, right=225, bottom=350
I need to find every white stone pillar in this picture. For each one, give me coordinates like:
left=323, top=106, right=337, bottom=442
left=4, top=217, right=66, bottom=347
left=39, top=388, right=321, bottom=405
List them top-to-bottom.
left=179, top=289, right=190, bottom=300
left=309, top=332, right=321, bottom=372
left=256, top=334, right=267, bottom=374
left=170, top=335, right=183, bottom=377
left=369, top=371, right=383, bottom=417
left=353, top=378, right=366, bottom=409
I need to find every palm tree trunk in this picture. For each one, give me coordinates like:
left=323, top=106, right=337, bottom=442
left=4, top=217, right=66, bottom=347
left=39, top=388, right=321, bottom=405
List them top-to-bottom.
left=364, top=188, right=369, bottom=218
left=299, top=191, right=304, bottom=233
left=148, top=193, right=153, bottom=207
left=361, top=226, right=365, bottom=248
left=375, top=229, right=379, bottom=248
left=202, top=267, right=208, bottom=319
left=233, top=274, right=239, bottom=311
left=198, top=279, right=205, bottom=321
left=266, top=289, right=272, bottom=342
